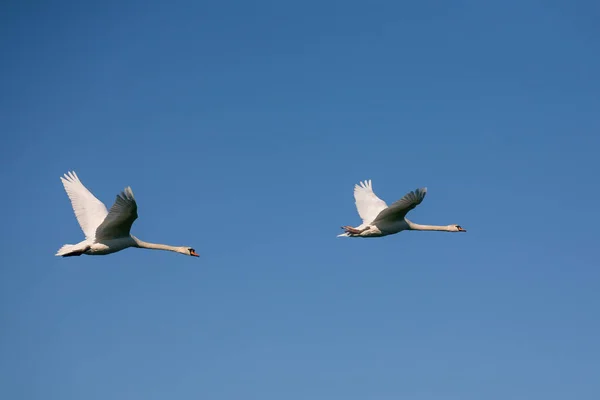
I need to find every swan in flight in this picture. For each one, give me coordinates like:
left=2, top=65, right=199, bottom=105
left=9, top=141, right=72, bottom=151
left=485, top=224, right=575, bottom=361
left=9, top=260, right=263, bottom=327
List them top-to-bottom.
left=56, top=171, right=199, bottom=258
left=338, top=180, right=466, bottom=238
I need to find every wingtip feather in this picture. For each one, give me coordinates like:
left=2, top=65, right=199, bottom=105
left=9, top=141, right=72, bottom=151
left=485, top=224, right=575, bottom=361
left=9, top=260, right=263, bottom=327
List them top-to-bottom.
left=61, top=171, right=80, bottom=184
left=355, top=179, right=373, bottom=191
left=123, top=186, right=135, bottom=200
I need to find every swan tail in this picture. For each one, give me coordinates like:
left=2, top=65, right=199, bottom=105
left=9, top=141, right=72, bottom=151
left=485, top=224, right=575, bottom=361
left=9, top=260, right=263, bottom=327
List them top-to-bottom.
left=337, top=233, right=350, bottom=237
left=55, top=244, right=86, bottom=257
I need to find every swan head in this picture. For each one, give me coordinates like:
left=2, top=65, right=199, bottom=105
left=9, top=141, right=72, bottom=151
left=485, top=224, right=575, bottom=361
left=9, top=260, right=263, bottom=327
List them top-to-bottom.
left=449, top=225, right=467, bottom=232
left=183, top=247, right=199, bottom=257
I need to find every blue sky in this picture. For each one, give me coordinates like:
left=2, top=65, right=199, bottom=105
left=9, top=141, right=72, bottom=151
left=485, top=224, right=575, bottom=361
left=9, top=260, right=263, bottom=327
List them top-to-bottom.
left=1, top=0, right=599, bottom=399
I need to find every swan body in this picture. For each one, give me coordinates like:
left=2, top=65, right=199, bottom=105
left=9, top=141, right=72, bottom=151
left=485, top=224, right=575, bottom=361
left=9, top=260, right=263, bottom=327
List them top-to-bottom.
left=56, top=171, right=199, bottom=258
left=338, top=180, right=466, bottom=238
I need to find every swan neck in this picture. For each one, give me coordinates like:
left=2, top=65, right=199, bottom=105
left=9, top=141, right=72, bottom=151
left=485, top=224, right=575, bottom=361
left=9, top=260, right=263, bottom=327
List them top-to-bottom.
left=406, top=221, right=450, bottom=231
left=132, top=237, right=182, bottom=252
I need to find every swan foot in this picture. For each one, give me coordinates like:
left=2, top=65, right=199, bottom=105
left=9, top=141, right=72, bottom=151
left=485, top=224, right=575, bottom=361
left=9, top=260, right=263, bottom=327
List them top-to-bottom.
left=341, top=226, right=368, bottom=235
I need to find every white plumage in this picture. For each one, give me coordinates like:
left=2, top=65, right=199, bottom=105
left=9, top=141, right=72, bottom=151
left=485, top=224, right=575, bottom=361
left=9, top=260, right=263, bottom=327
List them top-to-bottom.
left=56, top=171, right=199, bottom=258
left=339, top=179, right=466, bottom=238
left=353, top=180, right=388, bottom=226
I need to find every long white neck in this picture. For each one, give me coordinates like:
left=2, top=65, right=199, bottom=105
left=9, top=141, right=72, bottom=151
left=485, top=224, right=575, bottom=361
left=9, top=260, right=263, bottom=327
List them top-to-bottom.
left=406, top=220, right=451, bottom=232
left=132, top=237, right=184, bottom=254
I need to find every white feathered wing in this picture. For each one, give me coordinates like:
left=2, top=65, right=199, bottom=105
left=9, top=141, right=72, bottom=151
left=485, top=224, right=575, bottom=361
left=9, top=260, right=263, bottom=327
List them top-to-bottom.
left=60, top=171, right=109, bottom=239
left=57, top=172, right=140, bottom=256
left=337, top=180, right=388, bottom=237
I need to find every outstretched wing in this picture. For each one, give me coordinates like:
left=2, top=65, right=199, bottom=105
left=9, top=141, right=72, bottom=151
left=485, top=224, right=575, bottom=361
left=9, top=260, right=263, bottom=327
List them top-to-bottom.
left=60, top=171, right=109, bottom=239
left=353, top=180, right=388, bottom=224
left=95, top=187, right=138, bottom=240
left=372, top=187, right=427, bottom=224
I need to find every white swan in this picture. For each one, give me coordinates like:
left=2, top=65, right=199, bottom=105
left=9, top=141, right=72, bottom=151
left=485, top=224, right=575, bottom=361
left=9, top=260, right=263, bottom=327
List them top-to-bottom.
left=56, top=171, right=199, bottom=258
left=338, top=180, right=466, bottom=238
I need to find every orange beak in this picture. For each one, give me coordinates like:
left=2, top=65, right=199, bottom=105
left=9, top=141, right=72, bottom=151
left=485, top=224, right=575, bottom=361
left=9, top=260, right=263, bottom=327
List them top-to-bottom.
left=458, top=227, right=467, bottom=232
left=190, top=250, right=199, bottom=257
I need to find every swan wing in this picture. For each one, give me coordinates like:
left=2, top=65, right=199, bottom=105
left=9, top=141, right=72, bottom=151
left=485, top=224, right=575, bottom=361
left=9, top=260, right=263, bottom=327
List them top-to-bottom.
left=60, top=171, right=109, bottom=239
left=353, top=180, right=388, bottom=224
left=95, top=187, right=138, bottom=240
left=372, top=187, right=427, bottom=224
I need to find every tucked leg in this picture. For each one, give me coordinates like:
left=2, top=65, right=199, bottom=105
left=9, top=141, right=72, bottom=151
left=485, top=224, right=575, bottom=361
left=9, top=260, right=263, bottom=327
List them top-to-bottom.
left=341, top=226, right=369, bottom=235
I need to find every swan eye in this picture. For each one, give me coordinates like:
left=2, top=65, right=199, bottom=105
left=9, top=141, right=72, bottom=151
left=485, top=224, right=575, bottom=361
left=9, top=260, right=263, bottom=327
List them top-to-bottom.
left=456, top=225, right=462, bottom=229
left=189, top=248, right=195, bottom=253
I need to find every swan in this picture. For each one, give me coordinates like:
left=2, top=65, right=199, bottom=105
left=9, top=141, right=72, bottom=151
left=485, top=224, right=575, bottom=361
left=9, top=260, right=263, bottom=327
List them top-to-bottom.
left=56, top=171, right=199, bottom=258
left=338, top=180, right=466, bottom=238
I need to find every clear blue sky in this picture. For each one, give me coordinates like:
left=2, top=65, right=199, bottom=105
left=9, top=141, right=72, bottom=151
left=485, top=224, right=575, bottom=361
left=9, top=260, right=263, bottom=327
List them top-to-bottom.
left=1, top=1, right=599, bottom=399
